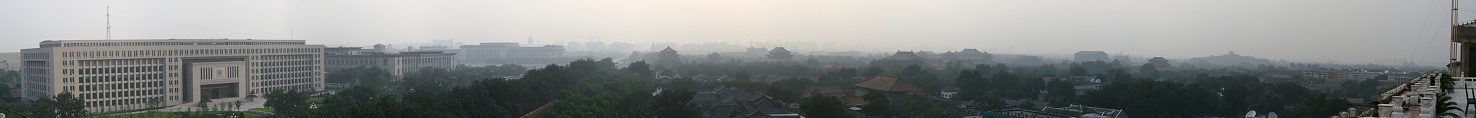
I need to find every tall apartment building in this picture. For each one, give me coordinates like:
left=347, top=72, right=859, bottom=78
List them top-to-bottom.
left=19, top=39, right=326, bottom=112
left=324, top=47, right=457, bottom=79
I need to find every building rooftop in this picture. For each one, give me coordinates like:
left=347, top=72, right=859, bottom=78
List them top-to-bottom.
left=661, top=47, right=678, bottom=53
left=959, top=49, right=988, bottom=55
left=883, top=51, right=922, bottom=60
left=1074, top=51, right=1107, bottom=55
left=1148, top=57, right=1169, bottom=62
left=853, top=75, right=921, bottom=92
left=803, top=85, right=846, bottom=94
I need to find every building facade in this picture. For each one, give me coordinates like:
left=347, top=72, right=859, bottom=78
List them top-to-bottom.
left=19, top=39, right=326, bottom=112
left=459, top=43, right=563, bottom=64
left=324, top=47, right=457, bottom=79
left=0, top=52, right=19, bottom=71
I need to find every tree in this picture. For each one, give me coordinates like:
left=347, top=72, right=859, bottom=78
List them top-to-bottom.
left=707, top=53, right=723, bottom=62
left=626, top=61, right=654, bottom=78
left=1138, top=63, right=1158, bottom=75
left=975, top=64, right=993, bottom=74
left=900, top=65, right=926, bottom=78
left=1069, top=65, right=1088, bottom=76
left=863, top=66, right=885, bottom=77
left=954, top=70, right=986, bottom=100
left=990, top=70, right=1024, bottom=98
left=733, top=71, right=752, bottom=82
left=1441, top=73, right=1456, bottom=93
left=914, top=74, right=941, bottom=93
left=1046, top=79, right=1075, bottom=100
left=0, top=84, right=10, bottom=97
left=654, top=89, right=701, bottom=118
left=265, top=90, right=311, bottom=117
left=860, top=90, right=891, bottom=117
left=1253, top=90, right=1285, bottom=112
left=53, top=92, right=87, bottom=118
left=800, top=93, right=853, bottom=118
left=1437, top=94, right=1463, bottom=118
left=898, top=95, right=934, bottom=117
left=29, top=96, right=56, bottom=118
left=198, top=97, right=213, bottom=109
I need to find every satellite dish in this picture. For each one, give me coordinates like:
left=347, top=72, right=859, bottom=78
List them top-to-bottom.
left=1245, top=110, right=1257, bottom=117
left=1267, top=112, right=1277, bottom=118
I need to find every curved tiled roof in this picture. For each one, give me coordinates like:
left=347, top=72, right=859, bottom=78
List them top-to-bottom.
left=884, top=51, right=922, bottom=60
left=854, top=75, right=921, bottom=92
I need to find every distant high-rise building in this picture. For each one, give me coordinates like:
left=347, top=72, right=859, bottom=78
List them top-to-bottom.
left=20, top=39, right=326, bottom=112
left=1074, top=51, right=1110, bottom=62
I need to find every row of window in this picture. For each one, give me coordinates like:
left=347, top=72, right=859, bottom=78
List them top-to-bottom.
left=60, top=41, right=305, bottom=47
left=59, top=48, right=321, bottom=59
left=22, top=53, right=51, bottom=59
left=258, top=54, right=317, bottom=61
left=68, top=58, right=165, bottom=67
left=326, top=58, right=388, bottom=65
left=256, top=60, right=315, bottom=67
left=24, top=61, right=50, bottom=67
left=72, top=66, right=165, bottom=75
left=257, top=66, right=314, bottom=74
left=257, top=71, right=314, bottom=80
left=74, top=73, right=164, bottom=84
left=80, top=83, right=163, bottom=98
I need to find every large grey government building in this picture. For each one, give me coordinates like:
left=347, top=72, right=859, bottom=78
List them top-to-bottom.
left=19, top=39, right=326, bottom=112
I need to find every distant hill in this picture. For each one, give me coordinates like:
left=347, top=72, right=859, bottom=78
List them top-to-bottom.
left=1184, top=52, right=1279, bottom=67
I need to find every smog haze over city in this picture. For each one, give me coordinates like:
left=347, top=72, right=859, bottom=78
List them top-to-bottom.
left=0, top=0, right=1465, bottom=66
left=4, top=0, right=1476, bottom=118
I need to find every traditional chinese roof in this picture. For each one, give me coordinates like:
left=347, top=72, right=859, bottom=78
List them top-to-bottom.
left=660, top=47, right=678, bottom=53
left=768, top=47, right=794, bottom=60
left=769, top=47, right=791, bottom=54
left=960, top=49, right=987, bottom=55
left=884, top=51, right=922, bottom=60
left=1148, top=57, right=1169, bottom=62
left=854, top=75, right=921, bottom=92
left=804, top=85, right=845, bottom=94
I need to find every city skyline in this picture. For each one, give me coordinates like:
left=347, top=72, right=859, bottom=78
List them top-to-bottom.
left=0, top=0, right=1466, bottom=66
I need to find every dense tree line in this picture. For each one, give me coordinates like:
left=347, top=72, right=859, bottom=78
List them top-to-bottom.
left=267, top=58, right=611, bottom=118
left=1071, top=72, right=1349, bottom=117
left=0, top=92, right=88, bottom=118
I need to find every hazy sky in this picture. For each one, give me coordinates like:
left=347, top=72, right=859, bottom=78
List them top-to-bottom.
left=0, top=0, right=1468, bottom=66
